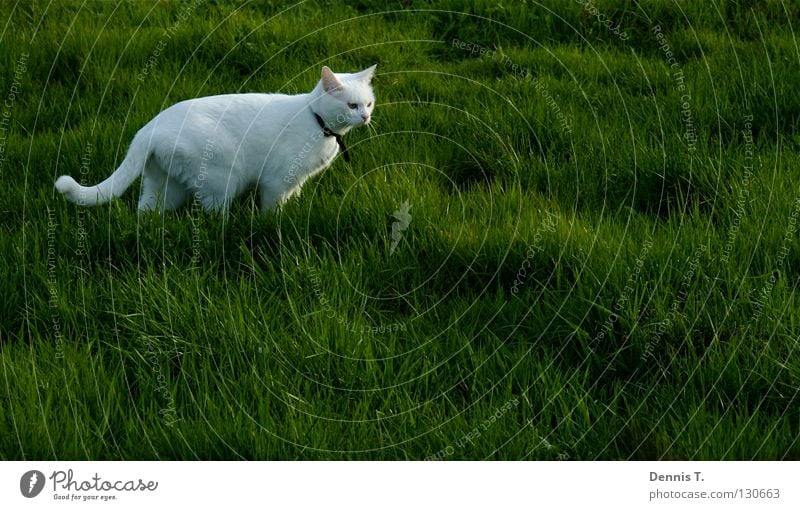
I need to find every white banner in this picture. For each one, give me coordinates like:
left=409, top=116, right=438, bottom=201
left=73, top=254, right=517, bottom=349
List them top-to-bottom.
left=1, top=461, right=797, bottom=509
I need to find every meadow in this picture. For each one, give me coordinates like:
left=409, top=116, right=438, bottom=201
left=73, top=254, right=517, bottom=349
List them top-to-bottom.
left=1, top=0, right=799, bottom=460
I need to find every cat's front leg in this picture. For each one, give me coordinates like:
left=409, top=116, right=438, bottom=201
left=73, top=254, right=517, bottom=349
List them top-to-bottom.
left=259, top=182, right=290, bottom=215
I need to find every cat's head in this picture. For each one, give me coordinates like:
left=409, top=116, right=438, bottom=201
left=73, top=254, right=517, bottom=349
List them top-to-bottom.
left=314, top=64, right=376, bottom=130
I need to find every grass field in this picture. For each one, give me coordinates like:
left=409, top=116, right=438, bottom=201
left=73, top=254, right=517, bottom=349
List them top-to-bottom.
left=1, top=0, right=799, bottom=460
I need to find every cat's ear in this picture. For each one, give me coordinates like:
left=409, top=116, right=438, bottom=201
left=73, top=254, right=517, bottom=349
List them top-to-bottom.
left=354, top=64, right=377, bottom=84
left=321, top=66, right=343, bottom=94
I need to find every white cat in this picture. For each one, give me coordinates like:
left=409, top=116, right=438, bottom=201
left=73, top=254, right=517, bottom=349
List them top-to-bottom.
left=55, top=65, right=376, bottom=214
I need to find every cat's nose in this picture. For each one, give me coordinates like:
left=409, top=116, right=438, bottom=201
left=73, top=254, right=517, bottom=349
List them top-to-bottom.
left=361, top=114, right=370, bottom=123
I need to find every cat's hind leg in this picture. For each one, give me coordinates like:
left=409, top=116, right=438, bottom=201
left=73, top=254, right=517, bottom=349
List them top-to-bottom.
left=138, top=162, right=188, bottom=213
left=137, top=164, right=164, bottom=212
left=162, top=177, right=189, bottom=211
left=259, top=184, right=286, bottom=215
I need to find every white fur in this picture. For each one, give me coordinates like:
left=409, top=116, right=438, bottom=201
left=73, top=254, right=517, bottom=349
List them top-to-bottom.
left=55, top=65, right=376, bottom=214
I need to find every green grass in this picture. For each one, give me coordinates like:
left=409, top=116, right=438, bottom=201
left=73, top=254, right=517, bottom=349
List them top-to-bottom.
left=1, top=0, right=799, bottom=460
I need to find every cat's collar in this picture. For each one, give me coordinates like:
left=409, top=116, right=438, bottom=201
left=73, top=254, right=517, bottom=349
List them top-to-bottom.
left=312, top=112, right=350, bottom=163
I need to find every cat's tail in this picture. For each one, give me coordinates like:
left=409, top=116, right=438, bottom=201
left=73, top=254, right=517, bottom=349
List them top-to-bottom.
left=55, top=133, right=149, bottom=206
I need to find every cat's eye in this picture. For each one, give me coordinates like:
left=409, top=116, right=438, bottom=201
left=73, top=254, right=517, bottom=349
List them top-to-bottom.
left=347, top=102, right=358, bottom=109
left=367, top=102, right=372, bottom=107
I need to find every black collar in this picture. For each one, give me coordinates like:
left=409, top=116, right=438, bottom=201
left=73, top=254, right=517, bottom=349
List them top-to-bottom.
left=313, top=112, right=350, bottom=162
